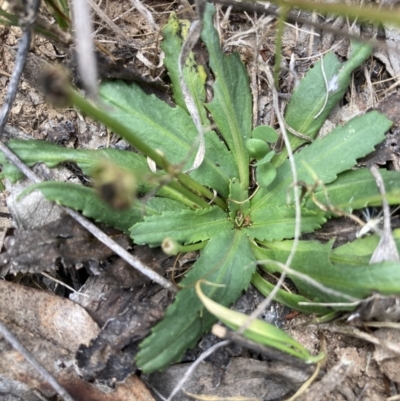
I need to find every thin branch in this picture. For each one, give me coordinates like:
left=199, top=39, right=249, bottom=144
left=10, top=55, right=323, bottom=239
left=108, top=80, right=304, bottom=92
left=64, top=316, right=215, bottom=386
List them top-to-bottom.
left=0, top=322, right=75, bottom=401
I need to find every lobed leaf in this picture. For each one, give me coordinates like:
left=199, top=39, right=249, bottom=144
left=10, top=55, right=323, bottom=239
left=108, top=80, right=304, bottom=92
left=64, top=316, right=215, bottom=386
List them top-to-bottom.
left=201, top=3, right=251, bottom=189
left=162, top=12, right=209, bottom=125
left=273, top=41, right=373, bottom=166
left=99, top=81, right=237, bottom=198
left=251, top=111, right=392, bottom=212
left=0, top=139, right=149, bottom=184
left=306, top=168, right=400, bottom=212
left=21, top=182, right=187, bottom=233
left=22, top=182, right=141, bottom=232
left=130, top=206, right=233, bottom=246
left=244, top=206, right=326, bottom=241
left=136, top=229, right=256, bottom=372
left=330, top=229, right=400, bottom=266
left=253, top=240, right=400, bottom=306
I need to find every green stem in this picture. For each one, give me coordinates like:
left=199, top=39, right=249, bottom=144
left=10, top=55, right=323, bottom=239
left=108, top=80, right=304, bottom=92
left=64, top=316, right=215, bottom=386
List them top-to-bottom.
left=273, top=6, right=288, bottom=88
left=69, top=88, right=227, bottom=211
left=176, top=172, right=227, bottom=211
left=166, top=180, right=210, bottom=209
left=175, top=240, right=208, bottom=253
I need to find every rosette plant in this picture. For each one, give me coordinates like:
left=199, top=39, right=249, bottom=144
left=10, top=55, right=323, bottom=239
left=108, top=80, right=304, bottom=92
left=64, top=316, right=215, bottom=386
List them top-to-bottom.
left=2, top=3, right=400, bottom=372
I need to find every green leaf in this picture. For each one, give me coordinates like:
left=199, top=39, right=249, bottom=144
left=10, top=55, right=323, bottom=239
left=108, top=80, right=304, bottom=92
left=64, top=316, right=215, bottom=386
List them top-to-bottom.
left=201, top=3, right=251, bottom=190
left=162, top=12, right=209, bottom=125
left=273, top=42, right=373, bottom=166
left=100, top=81, right=237, bottom=198
left=251, top=111, right=392, bottom=211
left=252, top=126, right=279, bottom=142
left=246, top=138, right=270, bottom=159
left=0, top=139, right=149, bottom=185
left=255, top=150, right=275, bottom=166
left=256, top=163, right=277, bottom=188
left=306, top=168, right=400, bottom=212
left=21, top=182, right=187, bottom=233
left=21, top=182, right=141, bottom=232
left=130, top=206, right=233, bottom=246
left=244, top=206, right=326, bottom=241
left=136, top=229, right=256, bottom=373
left=330, top=229, right=400, bottom=266
left=253, top=240, right=400, bottom=305
left=252, top=272, right=332, bottom=315
left=196, top=281, right=323, bottom=363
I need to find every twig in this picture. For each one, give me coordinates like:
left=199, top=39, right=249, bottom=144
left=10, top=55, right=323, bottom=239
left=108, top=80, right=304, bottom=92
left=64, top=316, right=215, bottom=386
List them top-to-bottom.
left=0, top=320, right=75, bottom=401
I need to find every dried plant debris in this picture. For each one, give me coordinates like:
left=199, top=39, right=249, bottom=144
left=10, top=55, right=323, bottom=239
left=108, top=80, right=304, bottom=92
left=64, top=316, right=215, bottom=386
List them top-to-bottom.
left=359, top=93, right=400, bottom=168
left=359, top=130, right=400, bottom=168
left=0, top=214, right=130, bottom=276
left=71, top=246, right=172, bottom=385
left=0, top=279, right=97, bottom=399
left=76, top=283, right=172, bottom=385
left=348, top=294, right=400, bottom=322
left=145, top=357, right=311, bottom=401
left=296, top=359, right=354, bottom=401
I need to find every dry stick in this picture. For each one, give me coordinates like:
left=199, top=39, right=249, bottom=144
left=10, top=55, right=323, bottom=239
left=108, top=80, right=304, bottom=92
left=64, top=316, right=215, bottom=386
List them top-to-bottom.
left=0, top=9, right=176, bottom=295
left=0, top=321, right=76, bottom=401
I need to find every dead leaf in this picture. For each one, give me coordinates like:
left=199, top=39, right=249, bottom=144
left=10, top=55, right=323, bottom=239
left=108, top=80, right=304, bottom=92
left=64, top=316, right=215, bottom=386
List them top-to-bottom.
left=369, top=166, right=399, bottom=263
left=0, top=214, right=130, bottom=275
left=74, top=276, right=172, bottom=384
left=0, top=279, right=155, bottom=400
left=348, top=294, right=400, bottom=322
left=145, top=357, right=310, bottom=401
left=295, top=359, right=353, bottom=401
